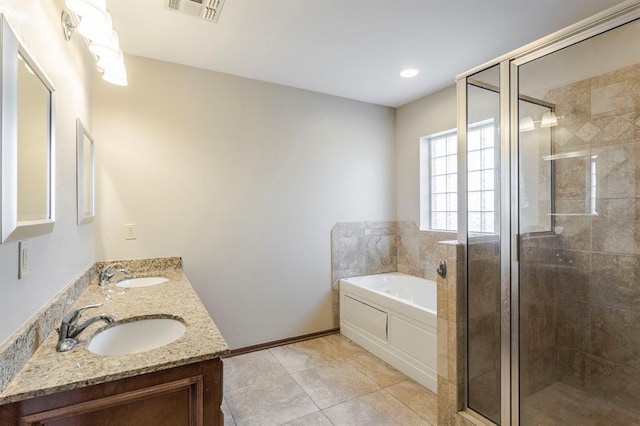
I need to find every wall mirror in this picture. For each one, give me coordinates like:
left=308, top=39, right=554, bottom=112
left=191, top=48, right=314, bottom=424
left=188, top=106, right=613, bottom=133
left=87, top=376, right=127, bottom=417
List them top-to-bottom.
left=1, top=15, right=55, bottom=243
left=76, top=119, right=95, bottom=225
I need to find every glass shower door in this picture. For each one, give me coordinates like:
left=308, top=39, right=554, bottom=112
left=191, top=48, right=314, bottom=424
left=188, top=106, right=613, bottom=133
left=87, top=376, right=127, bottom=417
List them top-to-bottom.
left=517, top=17, right=640, bottom=425
left=465, top=64, right=503, bottom=424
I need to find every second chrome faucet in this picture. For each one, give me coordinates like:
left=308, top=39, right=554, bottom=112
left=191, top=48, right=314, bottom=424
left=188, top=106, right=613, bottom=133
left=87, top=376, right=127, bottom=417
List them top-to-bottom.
left=99, top=263, right=130, bottom=298
left=99, top=263, right=130, bottom=287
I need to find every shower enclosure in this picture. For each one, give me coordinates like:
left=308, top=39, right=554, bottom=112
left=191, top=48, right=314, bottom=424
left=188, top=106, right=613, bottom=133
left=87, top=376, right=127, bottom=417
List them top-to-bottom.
left=459, top=3, right=640, bottom=424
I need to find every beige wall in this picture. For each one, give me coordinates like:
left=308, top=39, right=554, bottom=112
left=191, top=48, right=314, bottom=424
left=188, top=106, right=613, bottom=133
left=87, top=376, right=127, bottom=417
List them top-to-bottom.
left=0, top=1, right=94, bottom=343
left=0, top=1, right=475, bottom=351
left=92, top=55, right=396, bottom=348
left=395, top=85, right=457, bottom=224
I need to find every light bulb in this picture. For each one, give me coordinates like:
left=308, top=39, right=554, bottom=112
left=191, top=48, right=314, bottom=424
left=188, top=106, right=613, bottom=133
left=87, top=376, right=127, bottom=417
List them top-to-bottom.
left=65, top=0, right=107, bottom=18
left=77, top=11, right=113, bottom=43
left=89, top=30, right=120, bottom=57
left=96, top=49, right=123, bottom=70
left=102, top=62, right=128, bottom=86
left=400, top=68, right=419, bottom=78
left=540, top=111, right=558, bottom=128
left=519, top=116, right=535, bottom=132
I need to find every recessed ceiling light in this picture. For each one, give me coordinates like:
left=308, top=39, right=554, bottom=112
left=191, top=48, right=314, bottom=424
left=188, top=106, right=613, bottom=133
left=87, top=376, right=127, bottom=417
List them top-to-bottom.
left=400, top=68, right=419, bottom=78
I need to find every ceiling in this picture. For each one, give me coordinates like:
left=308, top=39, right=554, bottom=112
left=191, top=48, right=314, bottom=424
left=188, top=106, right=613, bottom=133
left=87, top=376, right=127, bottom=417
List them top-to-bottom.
left=107, top=0, right=628, bottom=107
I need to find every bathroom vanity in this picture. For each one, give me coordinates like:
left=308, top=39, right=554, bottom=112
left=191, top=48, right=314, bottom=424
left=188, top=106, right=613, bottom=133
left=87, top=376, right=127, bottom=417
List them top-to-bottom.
left=0, top=260, right=229, bottom=425
left=0, top=359, right=222, bottom=425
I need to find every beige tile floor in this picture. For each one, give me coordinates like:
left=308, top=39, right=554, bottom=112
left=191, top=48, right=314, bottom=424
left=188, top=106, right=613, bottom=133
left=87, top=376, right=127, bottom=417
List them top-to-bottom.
left=222, top=334, right=437, bottom=426
left=522, top=382, right=640, bottom=426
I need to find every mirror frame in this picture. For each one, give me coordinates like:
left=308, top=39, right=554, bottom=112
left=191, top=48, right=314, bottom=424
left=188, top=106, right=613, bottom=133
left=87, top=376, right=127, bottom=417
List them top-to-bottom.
left=0, top=15, right=56, bottom=243
left=76, top=119, right=95, bottom=225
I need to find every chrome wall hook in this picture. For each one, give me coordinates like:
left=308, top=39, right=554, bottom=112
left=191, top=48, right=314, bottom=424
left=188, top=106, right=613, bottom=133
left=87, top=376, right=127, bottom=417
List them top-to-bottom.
left=437, top=260, right=447, bottom=279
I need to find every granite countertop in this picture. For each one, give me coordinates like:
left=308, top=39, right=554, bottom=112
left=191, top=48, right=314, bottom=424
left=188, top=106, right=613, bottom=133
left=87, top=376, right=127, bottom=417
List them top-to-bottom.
left=0, top=266, right=229, bottom=405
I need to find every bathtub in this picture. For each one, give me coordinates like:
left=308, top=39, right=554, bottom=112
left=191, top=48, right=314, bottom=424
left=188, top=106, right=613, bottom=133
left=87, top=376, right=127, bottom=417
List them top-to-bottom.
left=339, top=272, right=437, bottom=392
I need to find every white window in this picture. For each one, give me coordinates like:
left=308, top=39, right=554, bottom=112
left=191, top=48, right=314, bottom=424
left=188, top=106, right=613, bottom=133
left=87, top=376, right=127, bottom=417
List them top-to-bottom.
left=420, top=120, right=496, bottom=233
left=466, top=120, right=496, bottom=234
left=420, top=129, right=458, bottom=231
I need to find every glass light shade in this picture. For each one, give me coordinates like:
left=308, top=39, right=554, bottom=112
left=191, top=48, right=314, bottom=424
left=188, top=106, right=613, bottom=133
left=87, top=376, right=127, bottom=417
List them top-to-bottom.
left=65, top=0, right=107, bottom=18
left=77, top=11, right=113, bottom=43
left=89, top=30, right=120, bottom=57
left=96, top=49, right=123, bottom=70
left=102, top=62, right=128, bottom=86
left=540, top=111, right=558, bottom=128
left=519, top=116, right=535, bottom=132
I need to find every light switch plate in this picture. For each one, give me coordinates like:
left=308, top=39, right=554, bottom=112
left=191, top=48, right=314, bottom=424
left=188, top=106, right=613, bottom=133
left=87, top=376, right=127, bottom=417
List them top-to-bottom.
left=18, top=241, right=28, bottom=279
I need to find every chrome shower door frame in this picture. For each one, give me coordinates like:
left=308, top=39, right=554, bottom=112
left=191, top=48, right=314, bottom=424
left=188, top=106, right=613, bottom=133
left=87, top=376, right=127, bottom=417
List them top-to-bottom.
left=456, top=2, right=640, bottom=424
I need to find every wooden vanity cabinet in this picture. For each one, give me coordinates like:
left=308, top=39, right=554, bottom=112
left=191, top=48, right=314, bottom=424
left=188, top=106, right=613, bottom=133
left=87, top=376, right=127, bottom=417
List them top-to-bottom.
left=0, top=358, right=223, bottom=426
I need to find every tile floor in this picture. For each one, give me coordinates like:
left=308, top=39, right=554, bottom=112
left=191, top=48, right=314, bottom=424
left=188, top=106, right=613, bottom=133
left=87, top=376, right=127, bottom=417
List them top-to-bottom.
left=221, top=334, right=437, bottom=425
left=522, top=382, right=640, bottom=426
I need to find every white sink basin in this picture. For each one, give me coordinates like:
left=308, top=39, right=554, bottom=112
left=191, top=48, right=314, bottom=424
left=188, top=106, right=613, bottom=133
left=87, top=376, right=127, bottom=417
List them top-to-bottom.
left=116, top=276, right=169, bottom=288
left=88, top=318, right=186, bottom=356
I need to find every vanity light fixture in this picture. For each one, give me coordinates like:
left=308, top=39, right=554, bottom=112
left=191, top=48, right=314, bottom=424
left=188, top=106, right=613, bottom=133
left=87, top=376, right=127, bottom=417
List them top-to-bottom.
left=61, top=0, right=128, bottom=86
left=400, top=68, right=420, bottom=78
left=520, top=111, right=559, bottom=132
left=540, top=111, right=558, bottom=128
left=519, top=116, right=535, bottom=132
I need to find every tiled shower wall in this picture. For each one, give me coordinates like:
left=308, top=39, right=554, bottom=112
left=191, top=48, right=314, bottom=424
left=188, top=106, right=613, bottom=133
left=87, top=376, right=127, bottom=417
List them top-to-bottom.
left=459, top=63, right=640, bottom=420
left=548, top=63, right=640, bottom=408
left=330, top=221, right=454, bottom=326
left=519, top=236, right=559, bottom=401
left=466, top=237, right=501, bottom=423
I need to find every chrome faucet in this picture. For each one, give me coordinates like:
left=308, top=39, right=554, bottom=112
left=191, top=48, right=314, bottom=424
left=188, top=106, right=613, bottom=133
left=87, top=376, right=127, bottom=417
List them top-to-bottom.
left=99, top=263, right=130, bottom=287
left=56, top=303, right=116, bottom=352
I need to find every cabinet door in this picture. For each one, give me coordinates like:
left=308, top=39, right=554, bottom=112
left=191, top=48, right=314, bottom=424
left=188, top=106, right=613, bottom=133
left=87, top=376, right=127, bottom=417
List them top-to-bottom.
left=1, top=359, right=223, bottom=426
left=20, top=377, right=202, bottom=426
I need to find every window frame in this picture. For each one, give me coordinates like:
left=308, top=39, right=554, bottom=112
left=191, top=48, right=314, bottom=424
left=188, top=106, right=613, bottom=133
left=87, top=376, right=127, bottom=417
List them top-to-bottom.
left=466, top=118, right=496, bottom=235
left=420, top=119, right=497, bottom=234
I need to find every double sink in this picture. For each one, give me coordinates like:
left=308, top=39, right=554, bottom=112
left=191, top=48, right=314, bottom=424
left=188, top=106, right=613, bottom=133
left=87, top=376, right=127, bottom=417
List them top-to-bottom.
left=0, top=261, right=229, bottom=407
left=83, top=276, right=186, bottom=356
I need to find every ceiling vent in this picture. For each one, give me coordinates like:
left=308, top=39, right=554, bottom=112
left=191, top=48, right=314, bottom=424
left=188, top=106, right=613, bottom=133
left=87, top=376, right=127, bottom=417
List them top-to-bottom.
left=164, top=0, right=225, bottom=23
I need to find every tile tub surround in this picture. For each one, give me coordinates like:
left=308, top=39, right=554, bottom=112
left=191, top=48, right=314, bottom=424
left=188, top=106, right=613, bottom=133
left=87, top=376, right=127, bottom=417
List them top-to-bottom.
left=331, top=221, right=454, bottom=326
left=331, top=221, right=398, bottom=284
left=331, top=221, right=398, bottom=328
left=396, top=222, right=456, bottom=281
left=0, top=258, right=229, bottom=404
